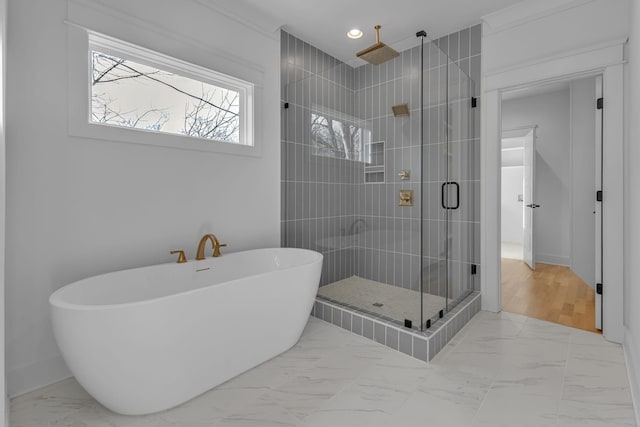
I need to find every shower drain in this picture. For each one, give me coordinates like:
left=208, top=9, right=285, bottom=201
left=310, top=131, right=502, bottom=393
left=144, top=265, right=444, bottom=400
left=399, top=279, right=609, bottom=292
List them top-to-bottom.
left=372, top=302, right=384, bottom=307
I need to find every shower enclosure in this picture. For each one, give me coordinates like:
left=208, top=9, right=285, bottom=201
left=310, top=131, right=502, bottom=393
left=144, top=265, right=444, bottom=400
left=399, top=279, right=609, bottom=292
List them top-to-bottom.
left=281, top=28, right=480, bottom=341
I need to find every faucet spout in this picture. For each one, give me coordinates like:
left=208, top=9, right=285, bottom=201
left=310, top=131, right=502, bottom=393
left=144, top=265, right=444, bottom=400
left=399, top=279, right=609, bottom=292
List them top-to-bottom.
left=195, top=234, right=227, bottom=260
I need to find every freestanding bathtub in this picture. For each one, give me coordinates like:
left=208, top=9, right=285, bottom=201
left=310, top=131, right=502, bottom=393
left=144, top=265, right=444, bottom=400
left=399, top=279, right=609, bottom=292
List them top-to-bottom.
left=50, top=248, right=323, bottom=415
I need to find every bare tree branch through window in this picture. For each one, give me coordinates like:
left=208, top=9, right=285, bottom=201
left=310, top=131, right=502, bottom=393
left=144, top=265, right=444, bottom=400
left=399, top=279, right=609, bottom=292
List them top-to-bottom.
left=90, top=51, right=241, bottom=142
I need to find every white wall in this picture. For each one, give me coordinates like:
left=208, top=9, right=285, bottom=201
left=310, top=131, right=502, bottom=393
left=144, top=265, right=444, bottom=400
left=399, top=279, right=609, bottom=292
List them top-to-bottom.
left=5, top=0, right=281, bottom=397
left=625, top=0, right=640, bottom=421
left=570, top=77, right=597, bottom=288
left=502, top=89, right=571, bottom=266
left=501, top=166, right=523, bottom=244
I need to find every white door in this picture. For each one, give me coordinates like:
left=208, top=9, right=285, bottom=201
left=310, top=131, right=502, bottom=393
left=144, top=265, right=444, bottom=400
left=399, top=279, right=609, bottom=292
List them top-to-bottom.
left=595, top=76, right=603, bottom=330
left=523, top=129, right=537, bottom=270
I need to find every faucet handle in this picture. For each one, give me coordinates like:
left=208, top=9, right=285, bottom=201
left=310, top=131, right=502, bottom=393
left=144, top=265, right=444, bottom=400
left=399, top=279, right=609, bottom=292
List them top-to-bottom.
left=212, top=243, right=227, bottom=258
left=170, top=250, right=188, bottom=263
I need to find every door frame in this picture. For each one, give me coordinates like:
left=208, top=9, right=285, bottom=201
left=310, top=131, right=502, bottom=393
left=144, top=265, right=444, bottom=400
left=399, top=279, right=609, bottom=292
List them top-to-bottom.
left=481, top=40, right=625, bottom=343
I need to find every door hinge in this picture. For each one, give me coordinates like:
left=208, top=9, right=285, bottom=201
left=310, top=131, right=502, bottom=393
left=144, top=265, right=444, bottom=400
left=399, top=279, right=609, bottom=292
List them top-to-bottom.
left=471, top=97, right=477, bottom=108
left=597, top=97, right=603, bottom=110
left=284, top=102, right=289, bottom=109
left=596, top=190, right=603, bottom=202
left=471, top=264, right=477, bottom=275
left=596, top=283, right=603, bottom=295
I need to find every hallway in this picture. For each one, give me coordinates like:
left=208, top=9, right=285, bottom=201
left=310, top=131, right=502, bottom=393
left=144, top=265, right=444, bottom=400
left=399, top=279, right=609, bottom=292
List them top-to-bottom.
left=501, top=259, right=599, bottom=333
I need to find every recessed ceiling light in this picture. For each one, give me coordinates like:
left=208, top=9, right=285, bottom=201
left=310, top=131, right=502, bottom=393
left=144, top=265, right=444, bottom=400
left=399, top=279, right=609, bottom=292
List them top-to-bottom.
left=347, top=29, right=363, bottom=39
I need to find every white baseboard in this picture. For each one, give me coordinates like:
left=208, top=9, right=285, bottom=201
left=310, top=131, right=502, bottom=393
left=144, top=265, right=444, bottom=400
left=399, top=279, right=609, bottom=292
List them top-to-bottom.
left=535, top=253, right=570, bottom=266
left=624, top=327, right=640, bottom=425
left=7, top=354, right=71, bottom=398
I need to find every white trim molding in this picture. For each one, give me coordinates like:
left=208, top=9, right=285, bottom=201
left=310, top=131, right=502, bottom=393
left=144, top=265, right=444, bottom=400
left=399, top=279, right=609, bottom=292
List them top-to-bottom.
left=482, top=0, right=595, bottom=36
left=481, top=32, right=626, bottom=343
left=485, top=39, right=626, bottom=92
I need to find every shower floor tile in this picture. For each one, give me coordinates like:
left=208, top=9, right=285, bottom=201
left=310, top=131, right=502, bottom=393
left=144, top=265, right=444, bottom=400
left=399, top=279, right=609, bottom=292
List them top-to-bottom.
left=317, top=275, right=449, bottom=324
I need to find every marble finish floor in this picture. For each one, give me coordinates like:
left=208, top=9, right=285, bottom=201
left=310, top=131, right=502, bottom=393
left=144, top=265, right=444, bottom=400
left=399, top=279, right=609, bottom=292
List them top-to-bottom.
left=318, top=275, right=449, bottom=323
left=11, top=312, right=636, bottom=426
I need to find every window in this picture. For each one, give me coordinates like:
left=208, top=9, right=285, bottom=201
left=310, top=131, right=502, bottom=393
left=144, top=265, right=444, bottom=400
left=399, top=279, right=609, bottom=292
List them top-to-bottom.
left=87, top=33, right=254, bottom=147
left=310, top=107, right=369, bottom=161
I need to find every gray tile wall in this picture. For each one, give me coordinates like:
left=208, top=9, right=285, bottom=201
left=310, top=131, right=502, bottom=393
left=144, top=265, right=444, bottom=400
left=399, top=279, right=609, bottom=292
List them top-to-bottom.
left=281, top=25, right=481, bottom=302
left=281, top=31, right=361, bottom=286
left=352, top=45, right=423, bottom=294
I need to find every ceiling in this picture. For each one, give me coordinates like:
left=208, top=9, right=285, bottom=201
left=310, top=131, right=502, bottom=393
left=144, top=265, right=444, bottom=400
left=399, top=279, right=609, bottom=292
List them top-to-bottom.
left=206, top=0, right=525, bottom=67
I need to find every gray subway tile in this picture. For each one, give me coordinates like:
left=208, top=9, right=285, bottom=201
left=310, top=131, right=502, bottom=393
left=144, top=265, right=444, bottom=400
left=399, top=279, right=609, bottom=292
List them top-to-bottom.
left=470, top=24, right=481, bottom=57
left=459, top=28, right=470, bottom=60
left=448, top=32, right=459, bottom=62
left=469, top=55, right=481, bottom=87
left=320, top=303, right=330, bottom=322
left=332, top=308, right=342, bottom=327
left=341, top=311, right=352, bottom=331
left=352, top=314, right=363, bottom=335
left=363, top=318, right=374, bottom=339
left=374, top=322, right=386, bottom=345
left=386, top=328, right=399, bottom=351
left=399, top=332, right=412, bottom=355
left=428, top=332, right=438, bottom=360
left=413, top=336, right=429, bottom=362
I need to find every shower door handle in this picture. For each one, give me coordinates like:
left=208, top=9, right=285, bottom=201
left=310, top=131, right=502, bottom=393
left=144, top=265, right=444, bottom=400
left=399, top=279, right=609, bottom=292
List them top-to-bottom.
left=441, top=182, right=460, bottom=210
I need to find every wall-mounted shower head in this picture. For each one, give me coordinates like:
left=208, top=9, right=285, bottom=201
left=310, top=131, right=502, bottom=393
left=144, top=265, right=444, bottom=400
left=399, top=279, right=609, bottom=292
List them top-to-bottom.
left=356, top=25, right=399, bottom=65
left=416, top=30, right=427, bottom=38
left=392, top=103, right=409, bottom=117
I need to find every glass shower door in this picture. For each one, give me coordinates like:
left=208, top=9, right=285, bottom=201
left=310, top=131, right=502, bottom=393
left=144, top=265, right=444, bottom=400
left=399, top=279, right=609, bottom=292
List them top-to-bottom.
left=421, top=41, right=477, bottom=330
left=421, top=41, right=450, bottom=329
left=444, top=52, right=477, bottom=312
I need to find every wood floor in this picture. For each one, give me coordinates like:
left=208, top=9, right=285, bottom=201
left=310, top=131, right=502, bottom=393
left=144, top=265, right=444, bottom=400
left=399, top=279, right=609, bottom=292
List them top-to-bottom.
left=501, top=259, right=600, bottom=333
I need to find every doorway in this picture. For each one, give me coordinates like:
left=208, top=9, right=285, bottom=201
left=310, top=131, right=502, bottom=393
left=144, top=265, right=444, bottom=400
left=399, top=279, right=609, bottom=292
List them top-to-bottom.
left=499, top=77, right=601, bottom=333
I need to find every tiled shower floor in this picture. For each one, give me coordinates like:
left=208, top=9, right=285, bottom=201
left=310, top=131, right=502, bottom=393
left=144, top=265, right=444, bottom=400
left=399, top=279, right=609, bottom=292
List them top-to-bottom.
left=317, top=275, right=449, bottom=324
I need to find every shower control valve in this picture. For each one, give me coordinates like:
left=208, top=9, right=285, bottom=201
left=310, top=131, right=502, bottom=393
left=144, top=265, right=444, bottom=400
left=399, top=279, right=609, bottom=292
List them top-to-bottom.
left=399, top=190, right=414, bottom=206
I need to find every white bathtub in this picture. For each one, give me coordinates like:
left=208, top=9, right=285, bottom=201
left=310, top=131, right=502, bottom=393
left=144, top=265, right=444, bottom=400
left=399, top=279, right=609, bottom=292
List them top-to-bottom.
left=50, top=248, right=322, bottom=415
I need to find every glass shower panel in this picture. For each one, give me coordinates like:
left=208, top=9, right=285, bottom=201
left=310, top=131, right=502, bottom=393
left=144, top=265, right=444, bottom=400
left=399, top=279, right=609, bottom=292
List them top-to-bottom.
left=281, top=30, right=478, bottom=333
left=281, top=31, right=428, bottom=329
left=281, top=36, right=357, bottom=279
left=421, top=40, right=451, bottom=328
left=421, top=40, right=477, bottom=329
left=348, top=46, right=424, bottom=329
left=446, top=55, right=477, bottom=308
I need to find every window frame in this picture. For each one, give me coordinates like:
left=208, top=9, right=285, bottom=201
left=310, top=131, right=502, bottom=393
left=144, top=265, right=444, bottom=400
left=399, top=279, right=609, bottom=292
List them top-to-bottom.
left=68, top=28, right=260, bottom=156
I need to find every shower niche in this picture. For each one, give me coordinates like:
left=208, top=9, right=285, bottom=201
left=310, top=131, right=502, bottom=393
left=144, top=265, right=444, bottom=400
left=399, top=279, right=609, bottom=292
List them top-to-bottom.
left=281, top=25, right=481, bottom=362
left=364, top=141, right=385, bottom=183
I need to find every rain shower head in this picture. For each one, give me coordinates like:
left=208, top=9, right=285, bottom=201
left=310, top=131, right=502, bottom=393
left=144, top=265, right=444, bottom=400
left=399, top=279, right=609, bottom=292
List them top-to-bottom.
left=356, top=25, right=399, bottom=65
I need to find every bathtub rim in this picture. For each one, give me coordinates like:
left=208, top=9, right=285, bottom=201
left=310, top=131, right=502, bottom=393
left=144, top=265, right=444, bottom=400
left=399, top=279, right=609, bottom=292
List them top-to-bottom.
left=49, top=247, right=323, bottom=312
